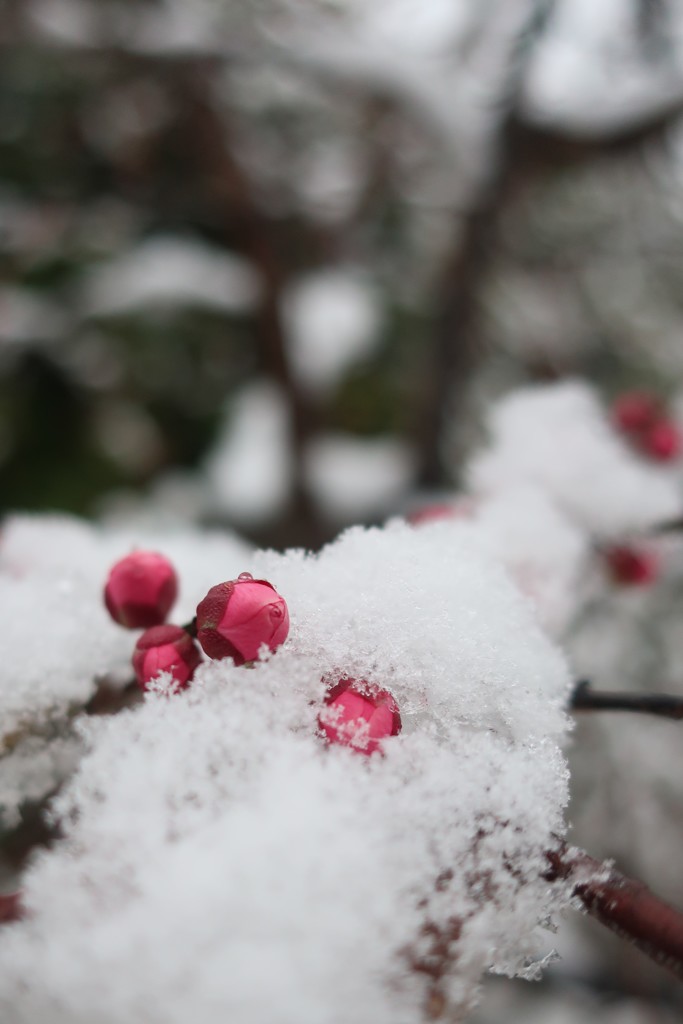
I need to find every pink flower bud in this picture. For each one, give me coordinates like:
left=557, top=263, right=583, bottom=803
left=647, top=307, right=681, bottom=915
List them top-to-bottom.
left=612, top=392, right=659, bottom=435
left=641, top=419, right=681, bottom=462
left=407, top=501, right=474, bottom=526
left=604, top=545, right=659, bottom=587
left=104, top=551, right=178, bottom=629
left=196, top=573, right=289, bottom=665
left=133, top=625, right=201, bottom=692
left=318, top=677, right=402, bottom=755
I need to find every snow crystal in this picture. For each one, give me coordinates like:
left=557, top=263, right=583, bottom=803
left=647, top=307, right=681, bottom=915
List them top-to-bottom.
left=468, top=381, right=682, bottom=538
left=0, top=520, right=573, bottom=1022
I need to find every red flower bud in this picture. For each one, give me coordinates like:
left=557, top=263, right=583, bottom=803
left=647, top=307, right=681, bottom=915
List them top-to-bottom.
left=612, top=392, right=659, bottom=435
left=641, top=419, right=681, bottom=462
left=407, top=500, right=474, bottom=526
left=604, top=545, right=659, bottom=587
left=104, top=551, right=178, bottom=629
left=196, top=573, right=289, bottom=665
left=133, top=625, right=201, bottom=691
left=319, top=677, right=401, bottom=755
left=0, top=891, right=24, bottom=924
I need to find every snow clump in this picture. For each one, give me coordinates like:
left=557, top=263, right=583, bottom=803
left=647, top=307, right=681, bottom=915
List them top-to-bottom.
left=0, top=519, right=573, bottom=1023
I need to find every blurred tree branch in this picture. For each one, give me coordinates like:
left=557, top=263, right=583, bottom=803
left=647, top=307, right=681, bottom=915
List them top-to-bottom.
left=416, top=1, right=683, bottom=488
left=171, top=67, right=329, bottom=547
left=570, top=680, right=683, bottom=720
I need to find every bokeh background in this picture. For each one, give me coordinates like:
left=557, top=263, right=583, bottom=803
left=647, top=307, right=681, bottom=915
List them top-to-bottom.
left=4, top=0, right=683, bottom=550
left=3, top=1, right=683, bottom=1020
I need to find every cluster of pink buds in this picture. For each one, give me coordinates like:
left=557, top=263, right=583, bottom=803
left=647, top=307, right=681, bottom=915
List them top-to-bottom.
left=612, top=392, right=681, bottom=462
left=603, top=544, right=659, bottom=588
left=103, top=552, right=401, bottom=755
left=104, top=553, right=290, bottom=693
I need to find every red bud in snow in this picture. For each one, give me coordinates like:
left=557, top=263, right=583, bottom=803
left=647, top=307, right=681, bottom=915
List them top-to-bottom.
left=611, top=392, right=681, bottom=463
left=612, top=392, right=659, bottom=435
left=641, top=420, right=681, bottom=462
left=407, top=501, right=474, bottom=526
left=604, top=545, right=659, bottom=587
left=104, top=551, right=178, bottom=629
left=196, top=573, right=289, bottom=665
left=133, top=625, right=201, bottom=692
left=319, top=677, right=401, bottom=755
left=0, top=891, right=24, bottom=924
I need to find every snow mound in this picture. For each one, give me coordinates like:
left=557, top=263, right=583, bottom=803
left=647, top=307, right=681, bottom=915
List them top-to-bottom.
left=468, top=381, right=682, bottom=538
left=468, top=486, right=590, bottom=638
left=0, top=515, right=251, bottom=822
left=0, top=521, right=572, bottom=1023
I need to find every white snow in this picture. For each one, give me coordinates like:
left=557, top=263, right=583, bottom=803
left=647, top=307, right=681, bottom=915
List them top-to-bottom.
left=82, top=238, right=260, bottom=318
left=284, top=271, right=381, bottom=393
left=468, top=380, right=683, bottom=538
left=203, top=383, right=293, bottom=525
left=305, top=433, right=415, bottom=522
left=467, top=485, right=590, bottom=638
left=0, top=514, right=252, bottom=823
left=0, top=519, right=574, bottom=1022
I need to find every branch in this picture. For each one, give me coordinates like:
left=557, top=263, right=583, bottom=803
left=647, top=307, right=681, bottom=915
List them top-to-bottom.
left=416, top=2, right=555, bottom=488
left=178, top=68, right=327, bottom=548
left=651, top=515, right=683, bottom=535
left=1, top=678, right=141, bottom=758
left=570, top=680, right=683, bottom=721
left=545, top=843, right=683, bottom=979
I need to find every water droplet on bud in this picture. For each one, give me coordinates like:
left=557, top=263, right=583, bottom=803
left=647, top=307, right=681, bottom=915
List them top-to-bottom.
left=238, top=572, right=254, bottom=581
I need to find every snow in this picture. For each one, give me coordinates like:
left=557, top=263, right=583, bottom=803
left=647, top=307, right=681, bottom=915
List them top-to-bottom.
left=523, top=0, right=683, bottom=135
left=82, top=238, right=261, bottom=318
left=284, top=271, right=381, bottom=393
left=0, top=287, right=68, bottom=346
left=468, top=381, right=683, bottom=538
left=203, top=383, right=293, bottom=526
left=305, top=433, right=415, bottom=522
left=467, top=485, right=590, bottom=638
left=0, top=515, right=251, bottom=824
left=0, top=519, right=574, bottom=1022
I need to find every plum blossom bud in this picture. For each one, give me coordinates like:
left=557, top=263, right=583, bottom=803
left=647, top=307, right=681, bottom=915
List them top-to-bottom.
left=612, top=392, right=659, bottom=435
left=642, top=420, right=681, bottom=462
left=407, top=500, right=474, bottom=526
left=604, top=545, right=659, bottom=587
left=104, top=551, right=178, bottom=629
left=196, top=572, right=289, bottom=665
left=133, top=625, right=201, bottom=692
left=319, top=677, right=401, bottom=755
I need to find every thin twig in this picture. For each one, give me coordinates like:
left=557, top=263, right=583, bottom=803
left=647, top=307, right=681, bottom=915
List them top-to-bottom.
left=651, top=516, right=683, bottom=535
left=570, top=680, right=683, bottom=720
left=545, top=843, right=683, bottom=979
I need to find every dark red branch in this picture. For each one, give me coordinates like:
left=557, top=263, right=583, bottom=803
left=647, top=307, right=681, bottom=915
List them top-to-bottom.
left=570, top=680, right=683, bottom=720
left=545, top=843, right=683, bottom=979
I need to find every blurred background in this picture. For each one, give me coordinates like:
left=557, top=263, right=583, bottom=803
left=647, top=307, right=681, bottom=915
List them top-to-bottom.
left=4, top=0, right=683, bottom=551
left=3, top=1, right=683, bottom=1018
